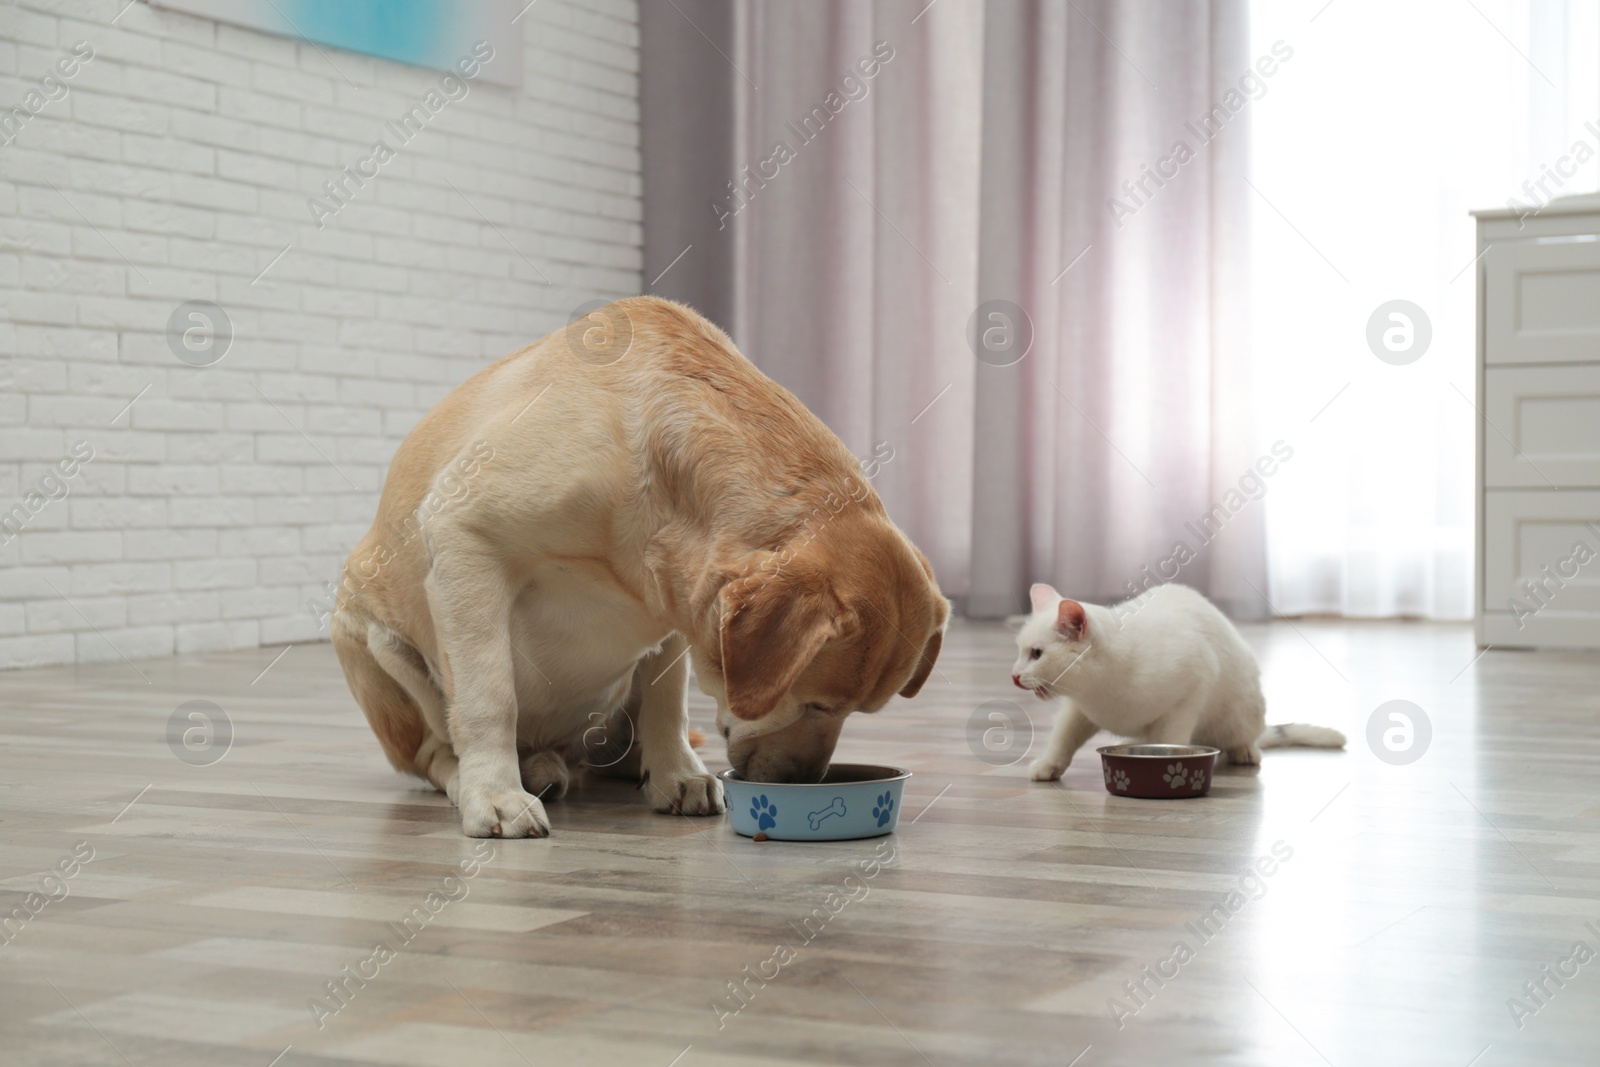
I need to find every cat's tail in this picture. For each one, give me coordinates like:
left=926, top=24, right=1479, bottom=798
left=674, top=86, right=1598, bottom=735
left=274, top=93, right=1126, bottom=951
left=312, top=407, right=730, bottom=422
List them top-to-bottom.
left=1257, top=723, right=1346, bottom=749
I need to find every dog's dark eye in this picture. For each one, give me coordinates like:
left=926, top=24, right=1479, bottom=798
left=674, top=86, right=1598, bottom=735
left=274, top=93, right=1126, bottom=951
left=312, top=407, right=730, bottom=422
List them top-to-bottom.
left=1028, top=648, right=1042, bottom=660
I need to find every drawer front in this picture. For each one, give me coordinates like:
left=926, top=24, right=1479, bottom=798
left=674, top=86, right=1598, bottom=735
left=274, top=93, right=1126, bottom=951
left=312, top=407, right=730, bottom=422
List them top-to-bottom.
left=1486, top=236, right=1600, bottom=364
left=1484, top=365, right=1600, bottom=487
left=1482, top=491, right=1600, bottom=647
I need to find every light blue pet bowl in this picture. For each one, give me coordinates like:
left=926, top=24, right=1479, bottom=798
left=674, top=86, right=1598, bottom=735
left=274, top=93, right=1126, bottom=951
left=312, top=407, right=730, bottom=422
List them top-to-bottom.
left=718, top=764, right=911, bottom=841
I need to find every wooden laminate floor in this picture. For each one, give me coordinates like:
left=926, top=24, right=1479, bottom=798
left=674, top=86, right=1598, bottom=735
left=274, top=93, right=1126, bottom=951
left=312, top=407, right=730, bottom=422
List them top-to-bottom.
left=1, top=619, right=1597, bottom=1067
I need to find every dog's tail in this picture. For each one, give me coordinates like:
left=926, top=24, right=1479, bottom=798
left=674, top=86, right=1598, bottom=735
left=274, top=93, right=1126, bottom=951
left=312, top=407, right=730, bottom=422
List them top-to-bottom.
left=1258, top=723, right=1346, bottom=749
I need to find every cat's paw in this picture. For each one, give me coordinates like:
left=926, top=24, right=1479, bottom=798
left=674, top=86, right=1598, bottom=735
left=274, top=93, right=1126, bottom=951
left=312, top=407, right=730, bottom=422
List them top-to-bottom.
left=1226, top=744, right=1262, bottom=766
left=1030, top=758, right=1068, bottom=782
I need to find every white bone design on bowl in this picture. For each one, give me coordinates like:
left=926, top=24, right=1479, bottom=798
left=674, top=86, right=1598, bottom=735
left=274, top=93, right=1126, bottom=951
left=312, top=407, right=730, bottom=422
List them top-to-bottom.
left=807, top=797, right=847, bottom=830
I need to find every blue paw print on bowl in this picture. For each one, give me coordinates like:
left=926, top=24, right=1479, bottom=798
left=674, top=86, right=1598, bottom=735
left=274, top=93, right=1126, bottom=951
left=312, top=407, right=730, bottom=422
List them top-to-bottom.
left=872, top=791, right=894, bottom=827
left=750, top=795, right=778, bottom=832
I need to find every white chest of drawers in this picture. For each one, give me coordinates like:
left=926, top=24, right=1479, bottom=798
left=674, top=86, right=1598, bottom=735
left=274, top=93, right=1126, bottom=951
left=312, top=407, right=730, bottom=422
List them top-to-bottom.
left=1473, top=195, right=1600, bottom=648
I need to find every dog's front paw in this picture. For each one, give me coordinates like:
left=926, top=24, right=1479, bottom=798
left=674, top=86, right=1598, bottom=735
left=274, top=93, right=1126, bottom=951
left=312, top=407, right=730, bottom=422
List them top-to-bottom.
left=1030, top=758, right=1068, bottom=782
left=646, top=769, right=726, bottom=816
left=460, top=786, right=550, bottom=838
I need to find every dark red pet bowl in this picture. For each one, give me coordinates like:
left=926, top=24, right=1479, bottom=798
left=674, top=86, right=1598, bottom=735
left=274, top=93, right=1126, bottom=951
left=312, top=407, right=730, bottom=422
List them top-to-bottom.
left=1099, top=743, right=1219, bottom=798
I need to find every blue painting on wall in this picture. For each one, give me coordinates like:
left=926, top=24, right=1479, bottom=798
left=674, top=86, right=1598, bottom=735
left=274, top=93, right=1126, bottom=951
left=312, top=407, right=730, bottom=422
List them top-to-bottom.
left=147, top=0, right=524, bottom=87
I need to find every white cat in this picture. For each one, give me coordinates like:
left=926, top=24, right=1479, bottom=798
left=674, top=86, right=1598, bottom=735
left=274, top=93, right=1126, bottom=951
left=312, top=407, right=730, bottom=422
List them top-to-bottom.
left=1011, top=582, right=1345, bottom=782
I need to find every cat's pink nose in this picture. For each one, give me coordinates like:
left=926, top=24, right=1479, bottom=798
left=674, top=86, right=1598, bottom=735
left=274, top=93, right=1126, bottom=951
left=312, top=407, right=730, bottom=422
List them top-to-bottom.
left=1011, top=673, right=1024, bottom=689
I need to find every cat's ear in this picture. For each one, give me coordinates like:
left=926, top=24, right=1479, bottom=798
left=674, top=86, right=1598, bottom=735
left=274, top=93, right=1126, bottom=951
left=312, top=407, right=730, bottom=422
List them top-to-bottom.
left=1029, top=583, right=1059, bottom=613
left=1055, top=599, right=1087, bottom=641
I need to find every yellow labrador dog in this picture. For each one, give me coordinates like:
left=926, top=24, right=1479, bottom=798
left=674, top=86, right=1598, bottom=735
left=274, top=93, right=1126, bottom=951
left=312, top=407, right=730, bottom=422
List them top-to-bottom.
left=331, top=297, right=948, bottom=838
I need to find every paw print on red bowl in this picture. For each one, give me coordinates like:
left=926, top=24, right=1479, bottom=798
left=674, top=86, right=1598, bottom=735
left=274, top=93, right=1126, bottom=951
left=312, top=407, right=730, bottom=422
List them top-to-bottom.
left=1162, top=762, right=1188, bottom=789
left=1189, top=767, right=1207, bottom=790
left=1112, top=769, right=1131, bottom=792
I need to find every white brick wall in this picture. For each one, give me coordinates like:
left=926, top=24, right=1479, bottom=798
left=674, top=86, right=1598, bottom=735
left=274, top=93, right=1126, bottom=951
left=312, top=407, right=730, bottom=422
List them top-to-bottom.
left=0, top=0, right=642, bottom=669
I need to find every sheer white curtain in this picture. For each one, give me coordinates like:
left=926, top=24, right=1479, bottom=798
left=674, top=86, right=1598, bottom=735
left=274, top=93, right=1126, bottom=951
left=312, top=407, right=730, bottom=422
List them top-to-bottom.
left=644, top=0, right=1260, bottom=618
left=1250, top=0, right=1600, bottom=619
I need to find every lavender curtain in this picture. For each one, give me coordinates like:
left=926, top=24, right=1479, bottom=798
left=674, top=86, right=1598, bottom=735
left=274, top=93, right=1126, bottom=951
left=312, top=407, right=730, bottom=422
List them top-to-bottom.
left=642, top=0, right=1262, bottom=619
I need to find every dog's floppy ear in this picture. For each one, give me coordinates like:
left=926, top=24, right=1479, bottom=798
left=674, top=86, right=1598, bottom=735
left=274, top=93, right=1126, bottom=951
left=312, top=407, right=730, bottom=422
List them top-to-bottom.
left=719, top=568, right=839, bottom=721
left=898, top=629, right=942, bottom=698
